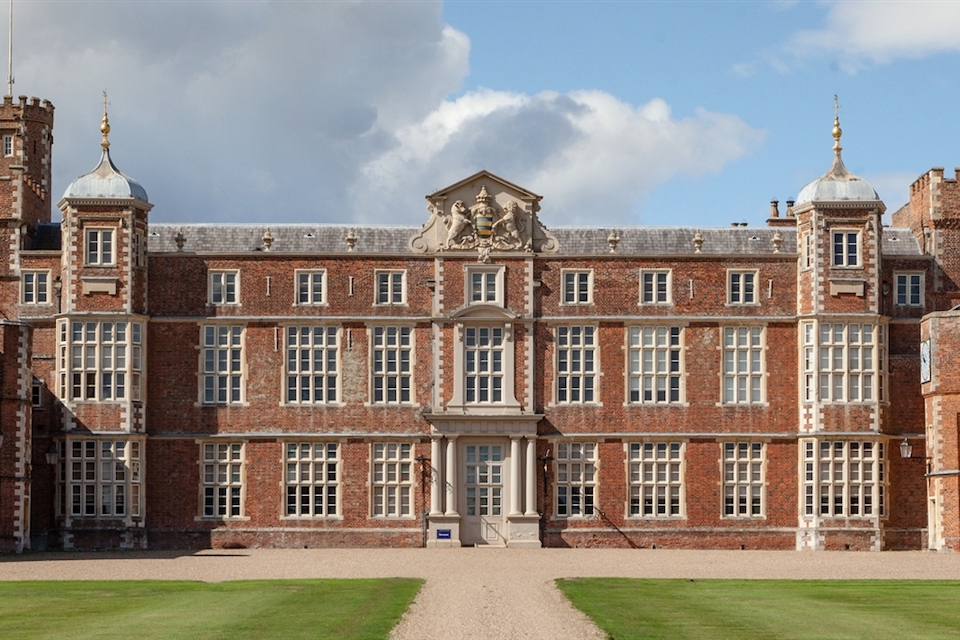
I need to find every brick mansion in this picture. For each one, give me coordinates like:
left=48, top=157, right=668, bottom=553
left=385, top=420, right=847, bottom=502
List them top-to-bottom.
left=2, top=92, right=960, bottom=553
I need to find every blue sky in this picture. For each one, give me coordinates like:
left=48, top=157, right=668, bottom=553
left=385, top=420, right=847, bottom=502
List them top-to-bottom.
left=14, top=1, right=960, bottom=228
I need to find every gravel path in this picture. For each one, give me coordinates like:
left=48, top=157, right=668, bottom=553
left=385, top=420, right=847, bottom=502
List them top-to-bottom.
left=3, top=548, right=960, bottom=639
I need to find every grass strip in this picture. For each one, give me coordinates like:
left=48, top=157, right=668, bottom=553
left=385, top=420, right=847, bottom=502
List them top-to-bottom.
left=0, top=578, right=422, bottom=640
left=557, top=578, right=960, bottom=640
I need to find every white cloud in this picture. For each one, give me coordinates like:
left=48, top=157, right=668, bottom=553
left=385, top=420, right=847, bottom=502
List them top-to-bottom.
left=12, top=1, right=761, bottom=226
left=17, top=1, right=468, bottom=222
left=791, top=2, right=960, bottom=67
left=355, top=90, right=764, bottom=225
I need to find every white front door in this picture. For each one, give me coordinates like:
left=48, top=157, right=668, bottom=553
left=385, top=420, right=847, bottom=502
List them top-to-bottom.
left=462, top=442, right=507, bottom=545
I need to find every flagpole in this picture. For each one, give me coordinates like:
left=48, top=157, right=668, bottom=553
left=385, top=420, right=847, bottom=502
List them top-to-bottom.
left=6, top=0, right=13, bottom=96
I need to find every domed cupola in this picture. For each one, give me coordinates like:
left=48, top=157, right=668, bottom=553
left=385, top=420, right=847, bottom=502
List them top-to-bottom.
left=61, top=104, right=148, bottom=203
left=795, top=107, right=879, bottom=207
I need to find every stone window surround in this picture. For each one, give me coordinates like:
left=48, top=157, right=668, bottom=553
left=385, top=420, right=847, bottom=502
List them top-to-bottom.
left=84, top=227, right=115, bottom=267
left=831, top=228, right=862, bottom=268
left=465, top=264, right=504, bottom=306
left=560, top=268, right=593, bottom=305
left=21, top=269, right=50, bottom=304
left=208, top=269, right=240, bottom=306
left=294, top=269, right=327, bottom=306
left=375, top=269, right=406, bottom=306
left=639, top=269, right=671, bottom=305
left=727, top=269, right=759, bottom=306
left=894, top=271, right=924, bottom=307
left=446, top=305, right=522, bottom=414
left=57, top=318, right=144, bottom=403
left=812, top=321, right=882, bottom=404
left=199, top=324, right=245, bottom=405
left=369, top=324, right=413, bottom=405
left=554, top=324, right=597, bottom=405
left=284, top=325, right=339, bottom=404
left=628, top=325, right=683, bottom=405
left=720, top=325, right=765, bottom=405
left=58, top=437, right=143, bottom=523
left=801, top=439, right=885, bottom=519
left=198, top=441, right=246, bottom=520
left=283, top=441, right=340, bottom=518
left=371, top=441, right=415, bottom=518
left=554, top=441, right=597, bottom=518
left=627, top=441, right=685, bottom=519
left=722, top=441, right=765, bottom=518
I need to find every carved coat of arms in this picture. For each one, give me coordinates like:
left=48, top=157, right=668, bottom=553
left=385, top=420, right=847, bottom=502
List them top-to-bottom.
left=409, top=172, right=558, bottom=257
left=439, top=186, right=531, bottom=261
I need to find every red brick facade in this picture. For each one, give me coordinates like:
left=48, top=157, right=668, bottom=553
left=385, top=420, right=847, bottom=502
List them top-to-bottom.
left=0, top=96, right=951, bottom=552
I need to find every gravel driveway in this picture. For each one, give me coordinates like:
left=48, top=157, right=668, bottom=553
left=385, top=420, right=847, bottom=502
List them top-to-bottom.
left=3, top=548, right=959, bottom=640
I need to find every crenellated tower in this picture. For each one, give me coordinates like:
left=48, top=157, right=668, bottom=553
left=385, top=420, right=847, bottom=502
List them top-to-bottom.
left=0, top=94, right=54, bottom=552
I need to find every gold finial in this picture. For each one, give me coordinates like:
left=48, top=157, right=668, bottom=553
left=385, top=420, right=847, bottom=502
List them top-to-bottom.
left=100, top=90, right=110, bottom=149
left=832, top=94, right=842, bottom=155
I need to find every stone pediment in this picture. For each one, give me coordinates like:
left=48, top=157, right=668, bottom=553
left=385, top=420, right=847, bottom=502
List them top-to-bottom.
left=410, top=170, right=559, bottom=258
left=448, top=303, right=522, bottom=322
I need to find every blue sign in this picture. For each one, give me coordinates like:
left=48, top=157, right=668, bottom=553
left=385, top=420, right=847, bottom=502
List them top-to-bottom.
left=437, top=529, right=451, bottom=539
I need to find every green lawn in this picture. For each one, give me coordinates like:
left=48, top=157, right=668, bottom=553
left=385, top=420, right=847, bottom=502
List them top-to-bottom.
left=0, top=578, right=422, bottom=640
left=557, top=579, right=960, bottom=640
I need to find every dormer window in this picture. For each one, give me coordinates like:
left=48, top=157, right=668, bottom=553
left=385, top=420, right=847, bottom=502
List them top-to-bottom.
left=85, top=229, right=114, bottom=266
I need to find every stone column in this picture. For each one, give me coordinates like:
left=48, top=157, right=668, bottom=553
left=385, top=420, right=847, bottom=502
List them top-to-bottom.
left=444, top=435, right=457, bottom=515
left=524, top=435, right=537, bottom=516
left=430, top=436, right=442, bottom=516
left=510, top=436, right=522, bottom=515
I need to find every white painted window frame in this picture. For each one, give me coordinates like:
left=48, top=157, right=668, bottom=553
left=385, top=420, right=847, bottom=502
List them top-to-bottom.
left=85, top=228, right=115, bottom=266
left=831, top=229, right=861, bottom=268
left=466, top=265, right=504, bottom=305
left=295, top=269, right=327, bottom=305
left=561, top=269, right=593, bottom=305
left=639, top=269, right=671, bottom=305
left=22, top=270, right=50, bottom=304
left=208, top=270, right=239, bottom=305
left=375, top=270, right=406, bottom=305
left=727, top=270, right=758, bottom=305
left=894, top=272, right=923, bottom=307
left=57, top=319, right=143, bottom=402
left=817, top=322, right=879, bottom=403
left=200, top=324, right=244, bottom=405
left=370, top=325, right=413, bottom=404
left=555, top=325, right=597, bottom=404
left=628, top=325, right=683, bottom=404
left=721, top=325, right=765, bottom=405
left=284, top=326, right=339, bottom=404
left=59, top=438, right=142, bottom=519
left=802, top=439, right=885, bottom=518
left=200, top=442, right=245, bottom=518
left=283, top=442, right=340, bottom=518
left=371, top=442, right=414, bottom=518
left=555, top=442, right=596, bottom=518
left=628, top=442, right=685, bottom=518
left=722, top=442, right=764, bottom=518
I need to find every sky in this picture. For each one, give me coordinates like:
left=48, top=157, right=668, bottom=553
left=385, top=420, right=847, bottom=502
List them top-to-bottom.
left=12, top=1, right=960, bottom=229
